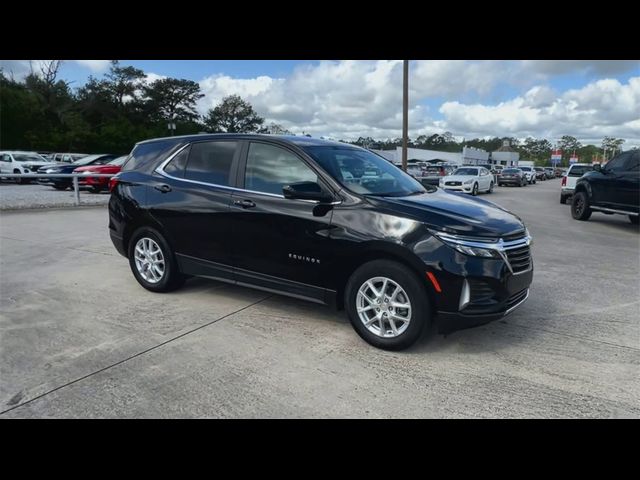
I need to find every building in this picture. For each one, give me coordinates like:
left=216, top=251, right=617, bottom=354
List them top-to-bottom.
left=490, top=140, right=520, bottom=167
left=370, top=145, right=489, bottom=166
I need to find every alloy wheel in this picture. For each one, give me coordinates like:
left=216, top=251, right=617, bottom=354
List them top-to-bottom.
left=134, top=237, right=165, bottom=283
left=356, top=277, right=412, bottom=338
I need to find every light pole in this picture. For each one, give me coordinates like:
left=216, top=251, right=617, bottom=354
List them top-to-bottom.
left=402, top=60, right=409, bottom=172
left=168, top=121, right=176, bottom=136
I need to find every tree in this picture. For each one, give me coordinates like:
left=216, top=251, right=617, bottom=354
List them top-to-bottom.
left=104, top=60, right=147, bottom=108
left=143, top=78, right=204, bottom=123
left=203, top=95, right=264, bottom=133
left=258, top=122, right=292, bottom=135
left=558, top=135, right=582, bottom=162
left=601, top=136, right=625, bottom=158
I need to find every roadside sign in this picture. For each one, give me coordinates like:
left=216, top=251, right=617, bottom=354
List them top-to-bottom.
left=569, top=156, right=578, bottom=164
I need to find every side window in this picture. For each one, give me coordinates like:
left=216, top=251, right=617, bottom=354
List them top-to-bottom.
left=122, top=140, right=176, bottom=172
left=184, top=141, right=237, bottom=186
left=245, top=142, right=318, bottom=195
left=163, top=146, right=190, bottom=178
left=606, top=152, right=630, bottom=172
left=622, top=152, right=639, bottom=171
left=1, top=154, right=11, bottom=162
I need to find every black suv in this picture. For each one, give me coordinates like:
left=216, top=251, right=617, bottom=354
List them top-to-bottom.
left=109, top=135, right=534, bottom=350
left=571, top=150, right=640, bottom=224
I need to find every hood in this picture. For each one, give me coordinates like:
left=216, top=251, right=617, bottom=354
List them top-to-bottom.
left=24, top=161, right=56, bottom=168
left=40, top=163, right=80, bottom=173
left=73, top=165, right=120, bottom=173
left=367, top=188, right=525, bottom=238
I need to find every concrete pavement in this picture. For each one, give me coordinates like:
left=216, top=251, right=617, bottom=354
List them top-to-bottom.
left=1, top=180, right=639, bottom=418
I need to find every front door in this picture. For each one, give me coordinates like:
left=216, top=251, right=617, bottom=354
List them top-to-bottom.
left=229, top=141, right=335, bottom=303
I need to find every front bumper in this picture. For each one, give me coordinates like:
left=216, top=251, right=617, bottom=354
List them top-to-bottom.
left=441, top=184, right=473, bottom=193
left=437, top=288, right=529, bottom=333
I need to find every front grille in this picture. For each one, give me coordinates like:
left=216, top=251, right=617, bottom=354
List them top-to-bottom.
left=446, top=181, right=462, bottom=186
left=502, top=231, right=526, bottom=242
left=505, top=245, right=531, bottom=273
left=506, top=289, right=528, bottom=310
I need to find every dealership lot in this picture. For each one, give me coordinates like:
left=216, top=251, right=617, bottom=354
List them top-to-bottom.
left=1, top=179, right=638, bottom=418
left=0, top=182, right=110, bottom=210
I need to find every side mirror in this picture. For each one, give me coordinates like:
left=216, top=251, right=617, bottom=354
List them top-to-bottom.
left=593, top=164, right=602, bottom=172
left=282, top=181, right=334, bottom=203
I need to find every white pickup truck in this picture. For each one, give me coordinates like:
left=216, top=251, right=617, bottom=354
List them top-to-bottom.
left=560, top=163, right=594, bottom=204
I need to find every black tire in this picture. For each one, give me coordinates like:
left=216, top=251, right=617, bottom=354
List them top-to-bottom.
left=13, top=170, right=24, bottom=184
left=487, top=181, right=494, bottom=193
left=471, top=183, right=478, bottom=196
left=53, top=185, right=68, bottom=191
left=90, top=186, right=102, bottom=194
left=571, top=191, right=592, bottom=221
left=560, top=194, right=567, bottom=204
left=629, top=215, right=639, bottom=225
left=128, top=227, right=185, bottom=292
left=345, top=260, right=430, bottom=351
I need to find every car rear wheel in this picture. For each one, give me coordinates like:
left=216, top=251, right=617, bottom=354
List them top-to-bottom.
left=571, top=191, right=592, bottom=221
left=629, top=215, right=639, bottom=225
left=128, top=227, right=185, bottom=292
left=345, top=260, right=430, bottom=351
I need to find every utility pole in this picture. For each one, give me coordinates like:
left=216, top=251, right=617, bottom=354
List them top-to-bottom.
left=402, top=60, right=409, bottom=172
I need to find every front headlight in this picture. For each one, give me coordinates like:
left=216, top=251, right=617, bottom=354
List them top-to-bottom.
left=81, top=171, right=95, bottom=175
left=463, top=179, right=473, bottom=185
left=429, top=230, right=501, bottom=258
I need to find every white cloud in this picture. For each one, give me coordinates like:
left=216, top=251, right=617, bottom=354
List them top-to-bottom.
left=74, top=60, right=111, bottom=72
left=439, top=76, right=640, bottom=147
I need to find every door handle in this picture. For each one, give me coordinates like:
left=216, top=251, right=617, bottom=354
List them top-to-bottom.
left=154, top=184, right=172, bottom=193
left=233, top=199, right=256, bottom=209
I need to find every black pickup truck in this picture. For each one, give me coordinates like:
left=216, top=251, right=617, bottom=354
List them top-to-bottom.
left=571, top=150, right=639, bottom=224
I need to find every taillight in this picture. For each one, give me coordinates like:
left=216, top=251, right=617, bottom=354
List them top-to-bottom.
left=439, top=170, right=445, bottom=176
left=108, top=175, right=120, bottom=192
left=561, top=176, right=567, bottom=187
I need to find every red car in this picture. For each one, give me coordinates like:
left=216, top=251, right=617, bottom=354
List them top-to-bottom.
left=73, top=156, right=127, bottom=193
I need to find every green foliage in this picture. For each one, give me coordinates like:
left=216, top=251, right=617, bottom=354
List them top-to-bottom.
left=1, top=62, right=206, bottom=154
left=203, top=95, right=265, bottom=133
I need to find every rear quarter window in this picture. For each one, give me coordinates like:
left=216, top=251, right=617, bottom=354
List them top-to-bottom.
left=122, top=140, right=178, bottom=172
left=568, top=165, right=593, bottom=176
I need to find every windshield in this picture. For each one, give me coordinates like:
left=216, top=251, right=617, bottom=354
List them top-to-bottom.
left=303, top=146, right=425, bottom=197
left=13, top=154, right=45, bottom=162
left=108, top=156, right=128, bottom=166
left=568, top=165, right=593, bottom=176
left=452, top=167, right=478, bottom=176
left=520, top=167, right=532, bottom=171
left=503, top=169, right=521, bottom=174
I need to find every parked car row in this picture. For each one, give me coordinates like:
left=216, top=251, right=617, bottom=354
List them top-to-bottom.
left=0, top=150, right=126, bottom=193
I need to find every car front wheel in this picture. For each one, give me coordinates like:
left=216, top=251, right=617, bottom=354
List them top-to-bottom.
left=471, top=183, right=478, bottom=196
left=571, top=191, right=592, bottom=221
left=630, top=215, right=639, bottom=225
left=128, top=227, right=185, bottom=292
left=345, top=260, right=430, bottom=350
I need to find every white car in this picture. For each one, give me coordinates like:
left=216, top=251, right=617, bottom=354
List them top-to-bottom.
left=0, top=151, right=57, bottom=184
left=560, top=163, right=594, bottom=204
left=439, top=166, right=495, bottom=196
left=517, top=166, right=537, bottom=184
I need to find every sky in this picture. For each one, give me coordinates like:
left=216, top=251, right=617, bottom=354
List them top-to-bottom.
left=2, top=59, right=639, bottom=148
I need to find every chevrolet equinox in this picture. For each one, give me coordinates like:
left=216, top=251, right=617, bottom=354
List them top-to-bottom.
left=109, top=134, right=533, bottom=350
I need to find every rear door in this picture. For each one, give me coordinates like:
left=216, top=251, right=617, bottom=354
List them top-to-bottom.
left=149, top=140, right=240, bottom=280
left=228, top=140, right=336, bottom=303
left=618, top=151, right=640, bottom=211
left=599, top=153, right=631, bottom=207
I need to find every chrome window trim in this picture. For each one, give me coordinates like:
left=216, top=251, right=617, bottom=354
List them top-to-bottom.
left=154, top=142, right=342, bottom=205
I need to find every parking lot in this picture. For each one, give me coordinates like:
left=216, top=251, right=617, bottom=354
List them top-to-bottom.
left=1, top=178, right=639, bottom=418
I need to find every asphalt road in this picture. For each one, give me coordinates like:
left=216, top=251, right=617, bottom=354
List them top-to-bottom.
left=1, top=179, right=639, bottom=418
